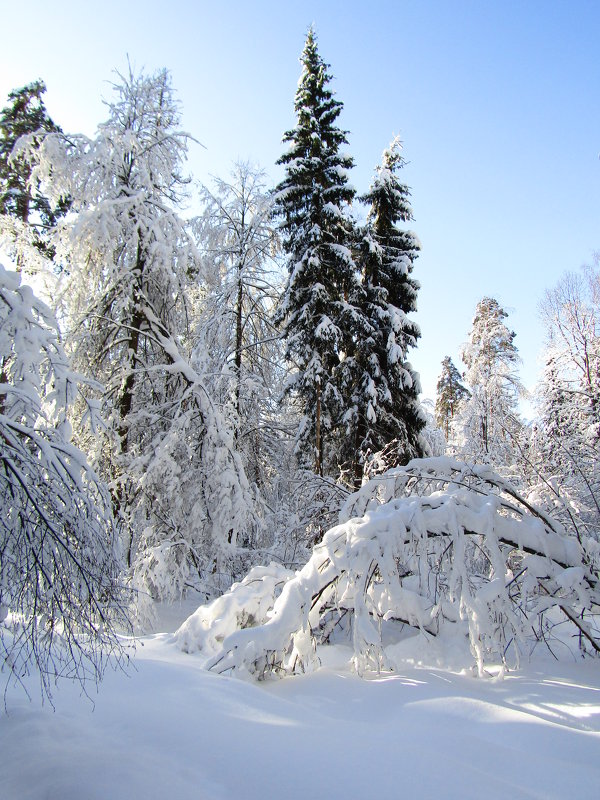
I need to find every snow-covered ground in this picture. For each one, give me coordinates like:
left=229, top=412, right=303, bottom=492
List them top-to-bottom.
left=2, top=605, right=599, bottom=800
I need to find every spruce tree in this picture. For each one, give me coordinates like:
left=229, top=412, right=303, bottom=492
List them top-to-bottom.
left=275, top=27, right=362, bottom=476
left=340, top=137, right=425, bottom=484
left=435, top=355, right=469, bottom=440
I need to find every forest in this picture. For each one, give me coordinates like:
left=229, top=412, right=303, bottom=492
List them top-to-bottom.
left=1, top=28, right=599, bottom=702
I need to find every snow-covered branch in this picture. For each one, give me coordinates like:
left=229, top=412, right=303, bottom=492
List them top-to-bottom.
left=0, top=263, right=131, bottom=702
left=177, top=457, right=599, bottom=679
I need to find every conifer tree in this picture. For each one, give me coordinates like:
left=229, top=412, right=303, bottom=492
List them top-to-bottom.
left=275, top=27, right=362, bottom=476
left=0, top=80, right=67, bottom=259
left=340, top=138, right=425, bottom=484
left=536, top=351, right=573, bottom=466
left=435, top=355, right=469, bottom=440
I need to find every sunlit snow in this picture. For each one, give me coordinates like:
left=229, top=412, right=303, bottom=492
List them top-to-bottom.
left=2, top=613, right=599, bottom=800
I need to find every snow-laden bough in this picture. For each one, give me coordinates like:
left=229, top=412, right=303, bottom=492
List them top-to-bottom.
left=176, top=458, right=600, bottom=678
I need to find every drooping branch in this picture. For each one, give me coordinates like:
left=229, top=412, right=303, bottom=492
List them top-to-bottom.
left=176, top=457, right=600, bottom=679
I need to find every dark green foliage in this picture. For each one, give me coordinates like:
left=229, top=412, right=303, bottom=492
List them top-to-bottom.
left=275, top=28, right=364, bottom=475
left=275, top=33, right=426, bottom=483
left=0, top=80, right=68, bottom=255
left=339, top=138, right=425, bottom=484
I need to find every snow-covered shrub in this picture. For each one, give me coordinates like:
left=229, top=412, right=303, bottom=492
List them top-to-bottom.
left=177, top=457, right=599, bottom=679
left=175, top=563, right=295, bottom=661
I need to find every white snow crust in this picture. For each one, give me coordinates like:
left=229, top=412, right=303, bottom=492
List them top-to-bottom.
left=2, top=625, right=599, bottom=800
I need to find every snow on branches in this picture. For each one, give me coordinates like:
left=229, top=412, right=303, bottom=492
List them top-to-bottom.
left=12, top=67, right=264, bottom=603
left=0, top=263, right=130, bottom=700
left=176, top=457, right=599, bottom=679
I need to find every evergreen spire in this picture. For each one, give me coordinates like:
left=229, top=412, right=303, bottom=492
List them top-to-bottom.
left=275, top=28, right=361, bottom=476
left=0, top=80, right=68, bottom=257
left=340, top=137, right=425, bottom=483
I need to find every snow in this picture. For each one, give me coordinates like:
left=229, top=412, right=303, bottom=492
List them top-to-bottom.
left=2, top=619, right=600, bottom=800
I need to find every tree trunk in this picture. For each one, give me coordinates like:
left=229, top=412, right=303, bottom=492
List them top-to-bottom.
left=115, top=242, right=145, bottom=566
left=234, top=263, right=244, bottom=432
left=315, top=377, right=322, bottom=476
left=352, top=416, right=366, bottom=489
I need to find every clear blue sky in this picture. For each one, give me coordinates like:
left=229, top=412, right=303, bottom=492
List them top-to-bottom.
left=2, top=0, right=599, bottom=409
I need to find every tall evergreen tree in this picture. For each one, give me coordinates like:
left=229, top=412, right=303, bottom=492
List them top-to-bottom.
left=274, top=27, right=362, bottom=477
left=0, top=80, right=67, bottom=259
left=340, top=137, right=425, bottom=485
left=435, top=355, right=469, bottom=440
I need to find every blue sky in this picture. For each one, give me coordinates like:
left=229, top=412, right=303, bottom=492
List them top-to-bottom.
left=2, top=0, right=599, bottom=409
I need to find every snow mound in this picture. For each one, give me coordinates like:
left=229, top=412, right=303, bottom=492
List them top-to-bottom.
left=3, top=633, right=600, bottom=800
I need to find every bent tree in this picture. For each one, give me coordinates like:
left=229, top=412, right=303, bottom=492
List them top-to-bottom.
left=176, top=457, right=600, bottom=678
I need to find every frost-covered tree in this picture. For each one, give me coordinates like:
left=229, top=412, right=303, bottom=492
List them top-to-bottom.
left=275, top=27, right=363, bottom=477
left=22, top=67, right=258, bottom=601
left=22, top=67, right=196, bottom=474
left=339, top=137, right=425, bottom=485
left=194, top=162, right=282, bottom=487
left=196, top=162, right=351, bottom=565
left=0, top=263, right=130, bottom=701
left=525, top=264, right=600, bottom=546
left=539, top=264, right=600, bottom=448
left=459, top=297, right=523, bottom=466
left=533, top=349, right=580, bottom=472
left=435, top=355, right=469, bottom=440
left=419, top=398, right=447, bottom=458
